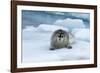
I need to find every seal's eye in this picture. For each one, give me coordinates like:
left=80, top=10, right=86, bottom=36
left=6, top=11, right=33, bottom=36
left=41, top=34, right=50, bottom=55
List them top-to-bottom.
left=58, top=33, right=62, bottom=38
left=61, top=36, right=63, bottom=38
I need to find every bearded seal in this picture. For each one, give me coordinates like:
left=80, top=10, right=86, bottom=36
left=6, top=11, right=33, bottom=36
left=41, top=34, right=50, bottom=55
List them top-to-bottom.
left=50, top=29, right=73, bottom=50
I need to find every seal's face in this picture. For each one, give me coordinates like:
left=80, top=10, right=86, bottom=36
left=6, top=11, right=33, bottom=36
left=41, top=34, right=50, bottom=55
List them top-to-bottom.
left=50, top=29, right=72, bottom=50
left=56, top=31, right=65, bottom=43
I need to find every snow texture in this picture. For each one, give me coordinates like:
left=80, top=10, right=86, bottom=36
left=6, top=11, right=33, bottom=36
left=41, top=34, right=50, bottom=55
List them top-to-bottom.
left=54, top=18, right=85, bottom=29
left=22, top=24, right=90, bottom=63
left=37, top=24, right=69, bottom=32
left=73, top=28, right=90, bottom=42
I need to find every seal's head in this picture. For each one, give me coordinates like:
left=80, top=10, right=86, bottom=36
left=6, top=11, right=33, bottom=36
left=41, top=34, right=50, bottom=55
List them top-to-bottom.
left=50, top=29, right=72, bottom=50
left=55, top=29, right=67, bottom=43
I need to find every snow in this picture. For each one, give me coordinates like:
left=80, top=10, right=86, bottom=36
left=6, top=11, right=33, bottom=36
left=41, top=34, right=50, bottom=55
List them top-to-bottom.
left=54, top=18, right=85, bottom=29
left=37, top=24, right=68, bottom=32
left=22, top=25, right=90, bottom=63
left=23, top=26, right=37, bottom=32
left=72, top=28, right=90, bottom=42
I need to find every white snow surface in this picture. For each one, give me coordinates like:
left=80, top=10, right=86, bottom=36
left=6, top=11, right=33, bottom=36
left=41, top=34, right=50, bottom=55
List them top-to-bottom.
left=54, top=18, right=85, bottom=29
left=37, top=24, right=69, bottom=32
left=22, top=25, right=90, bottom=63
left=23, top=26, right=36, bottom=31
left=72, top=28, right=90, bottom=42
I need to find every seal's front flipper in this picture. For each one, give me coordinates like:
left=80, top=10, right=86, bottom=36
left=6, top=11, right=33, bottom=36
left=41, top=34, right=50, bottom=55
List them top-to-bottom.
left=65, top=44, right=72, bottom=49
left=67, top=45, right=72, bottom=49
left=50, top=48, right=55, bottom=50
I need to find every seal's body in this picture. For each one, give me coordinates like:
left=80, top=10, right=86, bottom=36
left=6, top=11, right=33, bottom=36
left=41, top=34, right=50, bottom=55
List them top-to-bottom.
left=50, top=29, right=72, bottom=50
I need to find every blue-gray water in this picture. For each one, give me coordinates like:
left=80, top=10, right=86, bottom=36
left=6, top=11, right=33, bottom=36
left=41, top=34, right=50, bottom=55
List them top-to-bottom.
left=22, top=10, right=90, bottom=28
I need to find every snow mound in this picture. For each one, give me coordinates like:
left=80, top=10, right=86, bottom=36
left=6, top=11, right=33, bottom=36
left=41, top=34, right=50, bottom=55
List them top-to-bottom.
left=54, top=18, right=85, bottom=29
left=37, top=24, right=68, bottom=32
left=23, top=26, right=37, bottom=32
left=73, top=28, right=90, bottom=41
